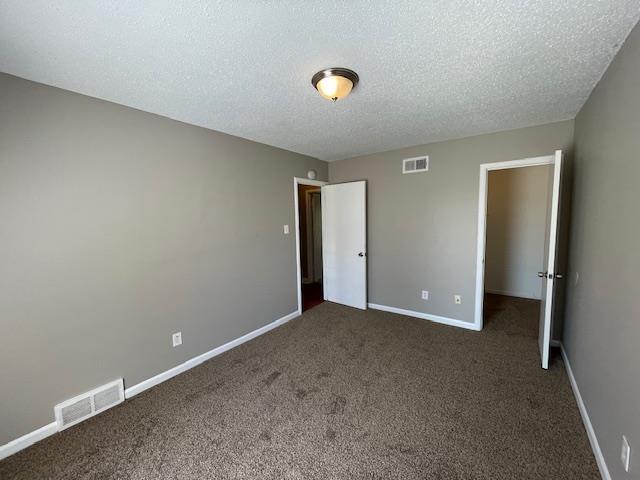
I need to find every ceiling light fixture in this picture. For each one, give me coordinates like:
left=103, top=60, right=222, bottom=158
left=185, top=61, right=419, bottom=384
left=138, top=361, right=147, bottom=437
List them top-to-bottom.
left=311, top=68, right=359, bottom=102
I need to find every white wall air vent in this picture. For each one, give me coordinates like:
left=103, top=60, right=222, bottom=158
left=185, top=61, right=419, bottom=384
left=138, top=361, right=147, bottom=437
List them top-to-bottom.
left=403, top=155, right=429, bottom=174
left=54, top=379, right=124, bottom=430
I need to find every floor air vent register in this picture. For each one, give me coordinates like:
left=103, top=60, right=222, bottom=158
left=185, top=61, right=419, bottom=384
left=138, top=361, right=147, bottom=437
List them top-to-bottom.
left=54, top=379, right=124, bottom=430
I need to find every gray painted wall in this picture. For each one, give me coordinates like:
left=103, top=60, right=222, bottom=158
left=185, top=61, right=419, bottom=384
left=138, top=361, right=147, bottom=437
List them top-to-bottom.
left=564, top=21, right=640, bottom=479
left=0, top=73, right=327, bottom=444
left=329, top=121, right=574, bottom=324
left=486, top=165, right=551, bottom=300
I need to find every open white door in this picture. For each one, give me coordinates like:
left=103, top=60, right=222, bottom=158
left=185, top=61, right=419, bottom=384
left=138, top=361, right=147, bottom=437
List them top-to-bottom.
left=538, top=150, right=563, bottom=369
left=321, top=181, right=367, bottom=309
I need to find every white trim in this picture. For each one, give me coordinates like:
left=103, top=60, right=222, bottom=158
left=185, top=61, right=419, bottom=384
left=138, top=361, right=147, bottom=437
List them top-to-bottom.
left=474, top=154, right=556, bottom=331
left=479, top=155, right=557, bottom=171
left=294, top=177, right=327, bottom=314
left=484, top=288, right=541, bottom=300
left=368, top=303, right=480, bottom=331
left=0, top=309, right=299, bottom=461
left=125, top=310, right=298, bottom=398
left=560, top=344, right=611, bottom=480
left=0, top=422, right=58, bottom=461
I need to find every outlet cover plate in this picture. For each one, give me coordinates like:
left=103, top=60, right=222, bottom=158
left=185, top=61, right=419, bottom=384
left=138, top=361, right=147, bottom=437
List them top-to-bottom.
left=172, top=332, right=182, bottom=347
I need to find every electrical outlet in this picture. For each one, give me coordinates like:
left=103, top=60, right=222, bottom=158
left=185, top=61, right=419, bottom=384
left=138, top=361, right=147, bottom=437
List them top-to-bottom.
left=283, top=224, right=290, bottom=235
left=421, top=290, right=429, bottom=300
left=454, top=295, right=462, bottom=305
left=172, top=332, right=182, bottom=347
left=621, top=435, right=631, bottom=472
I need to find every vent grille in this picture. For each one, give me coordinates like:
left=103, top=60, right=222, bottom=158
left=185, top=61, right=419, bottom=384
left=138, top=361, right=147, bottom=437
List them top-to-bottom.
left=403, top=155, right=429, bottom=174
left=54, top=379, right=124, bottom=430
left=93, top=384, right=122, bottom=411
left=60, top=398, right=92, bottom=425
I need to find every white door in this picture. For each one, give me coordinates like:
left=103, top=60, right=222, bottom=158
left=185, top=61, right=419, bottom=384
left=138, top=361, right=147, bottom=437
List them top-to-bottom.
left=538, top=150, right=563, bottom=369
left=321, top=181, right=367, bottom=309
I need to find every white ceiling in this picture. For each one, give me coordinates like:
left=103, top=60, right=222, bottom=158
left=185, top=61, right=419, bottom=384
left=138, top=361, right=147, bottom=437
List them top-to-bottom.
left=1, top=2, right=639, bottom=161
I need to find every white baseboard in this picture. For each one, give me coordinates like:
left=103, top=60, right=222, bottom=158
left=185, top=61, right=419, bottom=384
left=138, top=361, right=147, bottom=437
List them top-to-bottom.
left=485, top=288, right=541, bottom=300
left=368, top=303, right=480, bottom=331
left=0, top=310, right=299, bottom=461
left=125, top=310, right=299, bottom=398
left=560, top=344, right=610, bottom=480
left=0, top=422, right=58, bottom=461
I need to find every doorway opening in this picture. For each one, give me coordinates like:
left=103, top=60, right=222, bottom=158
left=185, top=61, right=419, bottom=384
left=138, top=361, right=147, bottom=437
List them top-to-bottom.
left=474, top=152, right=563, bottom=369
left=483, top=164, right=553, bottom=345
left=295, top=178, right=326, bottom=312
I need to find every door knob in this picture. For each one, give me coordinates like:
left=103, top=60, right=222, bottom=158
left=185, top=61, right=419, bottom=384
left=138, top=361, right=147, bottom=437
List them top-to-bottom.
left=358, top=252, right=366, bottom=257
left=537, top=271, right=546, bottom=278
left=554, top=273, right=563, bottom=279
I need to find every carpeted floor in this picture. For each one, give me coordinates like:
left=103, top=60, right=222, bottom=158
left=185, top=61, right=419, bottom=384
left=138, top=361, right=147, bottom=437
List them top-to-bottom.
left=0, top=295, right=599, bottom=479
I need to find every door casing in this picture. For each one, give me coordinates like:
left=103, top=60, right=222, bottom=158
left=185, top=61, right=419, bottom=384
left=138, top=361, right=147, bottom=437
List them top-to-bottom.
left=474, top=153, right=560, bottom=333
left=294, top=177, right=327, bottom=314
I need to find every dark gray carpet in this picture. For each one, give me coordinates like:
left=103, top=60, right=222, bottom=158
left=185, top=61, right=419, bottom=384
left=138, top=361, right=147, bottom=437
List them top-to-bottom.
left=0, top=295, right=599, bottom=479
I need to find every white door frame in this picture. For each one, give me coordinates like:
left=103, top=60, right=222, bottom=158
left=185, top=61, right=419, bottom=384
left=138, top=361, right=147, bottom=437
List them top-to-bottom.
left=473, top=154, right=555, bottom=330
left=294, top=177, right=327, bottom=314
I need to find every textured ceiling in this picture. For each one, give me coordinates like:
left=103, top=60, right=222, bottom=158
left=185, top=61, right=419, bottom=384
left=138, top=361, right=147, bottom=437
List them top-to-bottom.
left=1, top=2, right=639, bottom=161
